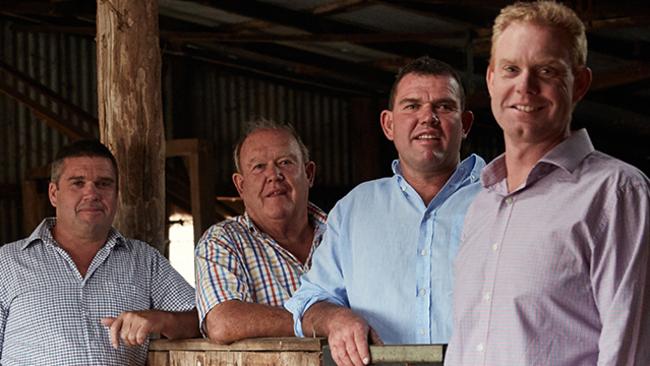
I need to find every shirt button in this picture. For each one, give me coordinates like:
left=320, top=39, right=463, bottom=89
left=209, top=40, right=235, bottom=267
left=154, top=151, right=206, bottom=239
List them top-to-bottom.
left=505, top=197, right=513, bottom=205
left=491, top=243, right=498, bottom=251
left=420, top=249, right=427, bottom=256
left=418, top=288, right=427, bottom=296
left=484, top=292, right=491, bottom=301
left=420, top=329, right=426, bottom=336
left=476, top=343, right=485, bottom=352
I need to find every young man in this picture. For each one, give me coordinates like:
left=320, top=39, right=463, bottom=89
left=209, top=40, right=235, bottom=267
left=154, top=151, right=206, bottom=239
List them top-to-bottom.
left=446, top=2, right=650, bottom=365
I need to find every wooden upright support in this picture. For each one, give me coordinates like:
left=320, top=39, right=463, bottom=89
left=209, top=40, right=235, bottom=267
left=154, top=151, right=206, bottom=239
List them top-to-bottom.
left=96, top=0, right=166, bottom=252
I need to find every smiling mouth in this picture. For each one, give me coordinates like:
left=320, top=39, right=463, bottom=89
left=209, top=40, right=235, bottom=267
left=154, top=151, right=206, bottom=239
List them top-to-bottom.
left=511, top=104, right=543, bottom=113
left=414, top=133, right=441, bottom=141
left=266, top=189, right=287, bottom=197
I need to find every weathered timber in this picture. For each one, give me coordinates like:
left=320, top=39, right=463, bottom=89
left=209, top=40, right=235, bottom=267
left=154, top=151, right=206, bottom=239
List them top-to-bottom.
left=97, top=0, right=166, bottom=252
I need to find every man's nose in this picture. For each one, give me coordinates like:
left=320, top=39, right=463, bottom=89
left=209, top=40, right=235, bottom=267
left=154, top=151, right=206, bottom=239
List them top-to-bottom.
left=516, top=70, right=540, bottom=95
left=419, top=104, right=440, bottom=125
left=265, top=164, right=284, bottom=181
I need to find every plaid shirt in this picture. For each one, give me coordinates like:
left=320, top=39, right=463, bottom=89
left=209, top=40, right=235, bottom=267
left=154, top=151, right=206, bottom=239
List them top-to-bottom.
left=195, top=203, right=326, bottom=332
left=0, top=218, right=195, bottom=366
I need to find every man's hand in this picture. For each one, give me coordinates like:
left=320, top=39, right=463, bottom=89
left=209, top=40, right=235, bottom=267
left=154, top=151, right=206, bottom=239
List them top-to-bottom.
left=303, top=302, right=383, bottom=366
left=101, top=310, right=168, bottom=349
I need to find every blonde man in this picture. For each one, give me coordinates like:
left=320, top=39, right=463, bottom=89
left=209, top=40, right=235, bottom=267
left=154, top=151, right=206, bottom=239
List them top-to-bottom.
left=446, top=2, right=650, bottom=365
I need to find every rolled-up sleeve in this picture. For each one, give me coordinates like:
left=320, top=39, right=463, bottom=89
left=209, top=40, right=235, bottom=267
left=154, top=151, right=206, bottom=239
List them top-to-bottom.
left=285, top=203, right=349, bottom=337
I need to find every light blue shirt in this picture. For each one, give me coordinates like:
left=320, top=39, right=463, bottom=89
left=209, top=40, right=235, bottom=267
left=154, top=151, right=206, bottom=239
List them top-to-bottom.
left=285, top=154, right=485, bottom=344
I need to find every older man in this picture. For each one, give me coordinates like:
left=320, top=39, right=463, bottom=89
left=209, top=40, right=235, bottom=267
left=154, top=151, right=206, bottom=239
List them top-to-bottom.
left=446, top=2, right=650, bottom=365
left=285, top=56, right=485, bottom=366
left=194, top=120, right=326, bottom=344
left=0, top=140, right=198, bottom=365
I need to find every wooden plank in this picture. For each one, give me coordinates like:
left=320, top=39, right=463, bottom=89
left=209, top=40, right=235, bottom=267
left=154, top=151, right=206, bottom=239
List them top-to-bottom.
left=149, top=337, right=325, bottom=352
left=369, top=344, right=444, bottom=363
left=147, top=351, right=170, bottom=366
left=169, top=351, right=206, bottom=366
left=206, top=351, right=320, bottom=366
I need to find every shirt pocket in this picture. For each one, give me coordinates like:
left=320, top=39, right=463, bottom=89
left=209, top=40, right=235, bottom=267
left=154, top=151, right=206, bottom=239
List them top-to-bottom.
left=101, top=282, right=150, bottom=316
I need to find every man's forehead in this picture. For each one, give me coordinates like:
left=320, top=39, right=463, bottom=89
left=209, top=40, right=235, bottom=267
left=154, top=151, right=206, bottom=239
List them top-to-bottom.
left=396, top=73, right=460, bottom=100
left=241, top=130, right=300, bottom=157
left=60, top=156, right=116, bottom=177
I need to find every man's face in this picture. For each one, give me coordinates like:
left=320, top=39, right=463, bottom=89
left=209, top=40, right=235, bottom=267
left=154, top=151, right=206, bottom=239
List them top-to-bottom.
left=487, top=22, right=591, bottom=146
left=381, top=73, right=473, bottom=177
left=233, top=129, right=315, bottom=226
left=49, top=156, right=118, bottom=237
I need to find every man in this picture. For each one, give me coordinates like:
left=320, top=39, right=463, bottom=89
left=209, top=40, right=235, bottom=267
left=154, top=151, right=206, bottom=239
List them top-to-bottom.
left=446, top=2, right=650, bottom=365
left=285, top=56, right=485, bottom=366
left=194, top=119, right=326, bottom=344
left=0, top=140, right=199, bottom=365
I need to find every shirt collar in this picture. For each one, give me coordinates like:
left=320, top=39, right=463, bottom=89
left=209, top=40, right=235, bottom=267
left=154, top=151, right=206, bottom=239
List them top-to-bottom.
left=481, top=129, right=595, bottom=189
left=392, top=154, right=485, bottom=192
left=243, top=202, right=327, bottom=235
left=21, top=217, right=129, bottom=251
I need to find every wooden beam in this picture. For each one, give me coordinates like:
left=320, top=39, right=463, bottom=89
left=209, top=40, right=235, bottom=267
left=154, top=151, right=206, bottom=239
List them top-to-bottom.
left=97, top=0, right=166, bottom=252
left=166, top=139, right=216, bottom=244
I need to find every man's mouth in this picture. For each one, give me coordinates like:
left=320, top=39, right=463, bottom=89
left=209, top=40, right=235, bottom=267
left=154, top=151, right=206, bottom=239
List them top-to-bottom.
left=511, top=104, right=543, bottom=113
left=414, top=132, right=441, bottom=140
left=266, top=189, right=287, bottom=197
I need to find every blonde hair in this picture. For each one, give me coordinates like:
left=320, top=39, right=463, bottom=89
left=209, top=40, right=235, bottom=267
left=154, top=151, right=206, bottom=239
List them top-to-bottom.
left=491, top=1, right=587, bottom=69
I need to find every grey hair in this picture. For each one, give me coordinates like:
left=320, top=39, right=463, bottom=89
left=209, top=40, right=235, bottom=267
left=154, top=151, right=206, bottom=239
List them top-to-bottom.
left=233, top=118, right=310, bottom=173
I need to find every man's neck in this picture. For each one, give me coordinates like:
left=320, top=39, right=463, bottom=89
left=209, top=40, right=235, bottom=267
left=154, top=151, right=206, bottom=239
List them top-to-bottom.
left=503, top=137, right=564, bottom=193
left=401, top=166, right=456, bottom=207
left=252, top=212, right=314, bottom=264
left=52, top=223, right=108, bottom=277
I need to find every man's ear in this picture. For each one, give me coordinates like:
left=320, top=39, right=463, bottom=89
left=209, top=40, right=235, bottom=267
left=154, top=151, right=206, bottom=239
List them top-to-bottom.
left=486, top=63, right=495, bottom=98
left=572, top=66, right=592, bottom=104
left=380, top=110, right=395, bottom=141
left=461, top=110, right=474, bottom=139
left=305, top=161, right=316, bottom=188
left=232, top=173, right=245, bottom=196
left=48, top=182, right=58, bottom=208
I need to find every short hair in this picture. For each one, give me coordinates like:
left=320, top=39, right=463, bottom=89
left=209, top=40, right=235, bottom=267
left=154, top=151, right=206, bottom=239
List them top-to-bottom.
left=491, top=1, right=587, bottom=69
left=388, top=56, right=466, bottom=110
left=233, top=118, right=310, bottom=173
left=50, top=139, right=118, bottom=185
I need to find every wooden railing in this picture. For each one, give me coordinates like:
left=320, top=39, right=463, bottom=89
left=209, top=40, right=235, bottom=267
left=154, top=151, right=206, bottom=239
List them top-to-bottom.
left=147, top=337, right=444, bottom=366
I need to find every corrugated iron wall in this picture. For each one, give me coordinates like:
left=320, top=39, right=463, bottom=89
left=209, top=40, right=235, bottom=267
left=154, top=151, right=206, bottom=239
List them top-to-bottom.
left=0, top=19, right=355, bottom=243
left=0, top=20, right=98, bottom=244
left=187, top=64, right=352, bottom=191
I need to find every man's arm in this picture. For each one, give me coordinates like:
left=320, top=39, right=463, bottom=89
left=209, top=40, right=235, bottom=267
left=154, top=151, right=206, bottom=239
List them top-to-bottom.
left=593, top=179, right=650, bottom=365
left=204, top=300, right=293, bottom=344
left=302, top=301, right=382, bottom=366
left=101, top=309, right=200, bottom=348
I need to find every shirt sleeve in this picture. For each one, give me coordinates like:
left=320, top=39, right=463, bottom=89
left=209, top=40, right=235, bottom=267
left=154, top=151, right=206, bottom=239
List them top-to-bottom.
left=593, top=179, right=650, bottom=365
left=284, top=202, right=350, bottom=337
left=194, top=223, right=254, bottom=334
left=148, top=247, right=196, bottom=312
left=0, top=271, right=7, bottom=359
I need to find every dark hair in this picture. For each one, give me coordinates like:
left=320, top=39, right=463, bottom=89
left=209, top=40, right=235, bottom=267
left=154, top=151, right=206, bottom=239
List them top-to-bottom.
left=388, top=56, right=466, bottom=110
left=233, top=118, right=310, bottom=173
left=50, top=139, right=118, bottom=185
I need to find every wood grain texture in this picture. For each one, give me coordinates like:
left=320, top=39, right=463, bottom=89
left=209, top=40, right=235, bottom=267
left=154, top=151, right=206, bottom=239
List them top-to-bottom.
left=96, top=0, right=166, bottom=252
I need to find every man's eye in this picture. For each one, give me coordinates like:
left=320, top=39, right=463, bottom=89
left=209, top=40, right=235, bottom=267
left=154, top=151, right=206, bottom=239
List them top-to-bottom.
left=503, top=65, right=518, bottom=73
left=539, top=67, right=557, bottom=77
left=404, top=104, right=418, bottom=111
left=435, top=104, right=457, bottom=113
left=279, top=159, right=293, bottom=166
left=252, top=164, right=264, bottom=171
left=72, top=181, right=84, bottom=187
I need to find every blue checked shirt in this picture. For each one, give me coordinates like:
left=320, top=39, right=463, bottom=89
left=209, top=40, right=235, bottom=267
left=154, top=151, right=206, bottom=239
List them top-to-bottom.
left=285, top=155, right=485, bottom=344
left=194, top=203, right=326, bottom=334
left=0, top=218, right=196, bottom=366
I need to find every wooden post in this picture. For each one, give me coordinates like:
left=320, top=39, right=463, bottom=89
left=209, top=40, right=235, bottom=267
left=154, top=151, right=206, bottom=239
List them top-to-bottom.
left=96, top=0, right=165, bottom=252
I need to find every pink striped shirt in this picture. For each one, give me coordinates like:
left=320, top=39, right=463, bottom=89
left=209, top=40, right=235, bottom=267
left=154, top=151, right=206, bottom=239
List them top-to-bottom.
left=446, top=130, right=650, bottom=365
left=194, top=203, right=326, bottom=333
